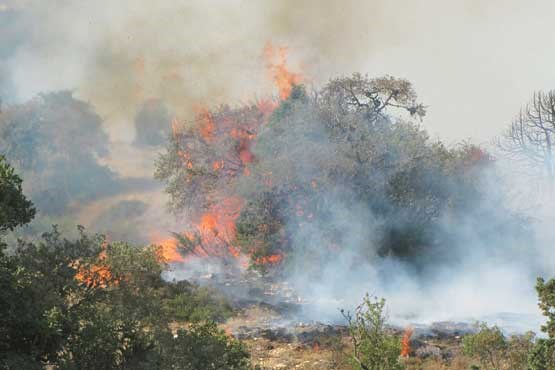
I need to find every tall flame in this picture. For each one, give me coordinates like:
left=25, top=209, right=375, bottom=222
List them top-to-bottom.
left=263, top=42, right=303, bottom=100
left=152, top=43, right=301, bottom=268
left=400, top=326, right=414, bottom=358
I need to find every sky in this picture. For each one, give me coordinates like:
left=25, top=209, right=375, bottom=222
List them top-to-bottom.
left=1, top=0, right=555, bottom=145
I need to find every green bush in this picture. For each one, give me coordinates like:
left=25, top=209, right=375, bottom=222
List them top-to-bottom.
left=528, top=278, right=555, bottom=370
left=342, top=294, right=403, bottom=370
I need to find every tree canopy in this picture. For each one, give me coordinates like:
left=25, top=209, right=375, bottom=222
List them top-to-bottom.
left=156, top=74, right=524, bottom=272
left=0, top=155, right=35, bottom=233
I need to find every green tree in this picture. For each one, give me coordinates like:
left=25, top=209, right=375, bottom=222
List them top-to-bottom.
left=0, top=91, right=120, bottom=215
left=0, top=155, right=35, bottom=232
left=0, top=226, right=250, bottom=370
left=529, top=277, right=555, bottom=370
left=341, top=294, right=403, bottom=370
left=158, top=322, right=251, bottom=370
left=462, top=322, right=534, bottom=370
left=462, top=323, right=507, bottom=370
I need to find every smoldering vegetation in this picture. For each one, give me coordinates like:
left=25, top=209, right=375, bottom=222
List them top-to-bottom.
left=1, top=0, right=554, bottom=335
left=157, top=77, right=550, bottom=330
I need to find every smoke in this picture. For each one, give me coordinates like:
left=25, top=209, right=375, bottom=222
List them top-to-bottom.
left=1, top=0, right=555, bottom=333
left=4, top=0, right=555, bottom=146
left=238, top=89, right=552, bottom=333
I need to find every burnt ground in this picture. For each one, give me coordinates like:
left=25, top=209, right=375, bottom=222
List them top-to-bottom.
left=177, top=270, right=492, bottom=369
left=221, top=304, right=473, bottom=370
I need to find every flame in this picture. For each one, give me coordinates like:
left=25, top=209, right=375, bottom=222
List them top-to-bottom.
left=263, top=42, right=303, bottom=100
left=153, top=43, right=301, bottom=269
left=194, top=105, right=216, bottom=143
left=149, top=234, right=185, bottom=263
left=74, top=250, right=114, bottom=288
left=254, top=254, right=283, bottom=265
left=75, top=264, right=112, bottom=288
left=400, top=326, right=414, bottom=358
left=312, top=341, right=320, bottom=352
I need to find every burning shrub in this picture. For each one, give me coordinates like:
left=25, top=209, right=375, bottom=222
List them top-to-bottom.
left=156, top=69, right=527, bottom=287
left=0, top=220, right=249, bottom=369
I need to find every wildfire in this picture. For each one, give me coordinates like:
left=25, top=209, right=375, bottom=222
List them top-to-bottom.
left=263, top=42, right=303, bottom=100
left=154, top=43, right=302, bottom=269
left=195, top=105, right=216, bottom=142
left=155, top=237, right=186, bottom=263
left=74, top=250, right=114, bottom=288
left=254, top=254, right=283, bottom=265
left=400, top=326, right=414, bottom=358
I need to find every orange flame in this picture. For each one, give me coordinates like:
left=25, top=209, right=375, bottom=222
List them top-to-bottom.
left=263, top=42, right=303, bottom=100
left=152, top=43, right=301, bottom=269
left=194, top=105, right=216, bottom=143
left=74, top=250, right=114, bottom=288
left=254, top=254, right=283, bottom=265
left=400, top=326, right=414, bottom=357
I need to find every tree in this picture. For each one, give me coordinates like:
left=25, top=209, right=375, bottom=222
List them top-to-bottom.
left=236, top=78, right=503, bottom=270
left=0, top=91, right=120, bottom=215
left=497, top=91, right=555, bottom=192
left=0, top=155, right=35, bottom=233
left=0, top=226, right=251, bottom=370
left=529, top=277, right=555, bottom=370
left=341, top=294, right=403, bottom=370
left=462, top=323, right=507, bottom=370
left=462, top=323, right=534, bottom=370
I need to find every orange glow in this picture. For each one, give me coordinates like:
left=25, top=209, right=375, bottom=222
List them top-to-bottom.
left=263, top=42, right=303, bottom=100
left=152, top=43, right=300, bottom=270
left=195, top=105, right=216, bottom=142
left=150, top=235, right=185, bottom=263
left=75, top=250, right=114, bottom=288
left=255, top=254, right=283, bottom=265
left=75, top=264, right=113, bottom=288
left=400, top=326, right=414, bottom=357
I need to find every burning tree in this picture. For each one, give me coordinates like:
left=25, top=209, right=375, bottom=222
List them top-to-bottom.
left=156, top=65, right=523, bottom=274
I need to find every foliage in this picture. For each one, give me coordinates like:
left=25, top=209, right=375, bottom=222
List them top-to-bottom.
left=154, top=74, right=524, bottom=271
left=235, top=76, right=508, bottom=269
left=0, top=91, right=120, bottom=215
left=134, top=99, right=172, bottom=148
left=155, top=103, right=266, bottom=216
left=0, top=155, right=35, bottom=232
left=0, top=225, right=249, bottom=370
left=529, top=277, right=555, bottom=370
left=162, top=280, right=234, bottom=323
left=341, top=294, right=403, bottom=370
left=157, top=322, right=251, bottom=370
left=462, top=322, right=534, bottom=370
left=462, top=323, right=507, bottom=370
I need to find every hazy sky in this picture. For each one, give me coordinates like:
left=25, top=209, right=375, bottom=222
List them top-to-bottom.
left=2, top=0, right=555, bottom=143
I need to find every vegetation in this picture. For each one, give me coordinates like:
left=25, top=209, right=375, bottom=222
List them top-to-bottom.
left=156, top=75, right=522, bottom=273
left=0, top=91, right=121, bottom=215
left=497, top=91, right=555, bottom=191
left=0, top=155, right=35, bottom=233
left=0, top=156, right=250, bottom=370
left=529, top=278, right=555, bottom=370
left=342, top=295, right=403, bottom=370
left=462, top=323, right=533, bottom=370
